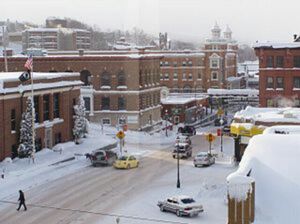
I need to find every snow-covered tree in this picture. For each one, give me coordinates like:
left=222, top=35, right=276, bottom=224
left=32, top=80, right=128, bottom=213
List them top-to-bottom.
left=18, top=97, right=35, bottom=158
left=73, top=97, right=89, bottom=144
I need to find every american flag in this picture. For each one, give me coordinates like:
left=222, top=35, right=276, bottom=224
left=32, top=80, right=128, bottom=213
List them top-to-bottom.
left=24, top=55, right=33, bottom=71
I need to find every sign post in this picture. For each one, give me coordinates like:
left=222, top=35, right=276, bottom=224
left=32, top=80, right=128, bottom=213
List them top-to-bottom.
left=116, top=131, right=125, bottom=156
left=206, top=133, right=215, bottom=154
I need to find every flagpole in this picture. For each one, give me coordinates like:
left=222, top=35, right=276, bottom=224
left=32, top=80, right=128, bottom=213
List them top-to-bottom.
left=30, top=56, right=35, bottom=163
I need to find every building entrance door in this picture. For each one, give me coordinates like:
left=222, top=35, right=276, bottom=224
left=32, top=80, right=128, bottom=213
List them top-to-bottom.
left=45, top=128, right=53, bottom=149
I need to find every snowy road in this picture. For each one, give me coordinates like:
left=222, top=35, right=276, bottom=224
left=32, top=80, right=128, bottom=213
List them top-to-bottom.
left=0, top=133, right=236, bottom=224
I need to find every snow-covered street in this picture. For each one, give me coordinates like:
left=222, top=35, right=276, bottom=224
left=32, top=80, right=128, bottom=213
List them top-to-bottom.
left=0, top=124, right=236, bottom=224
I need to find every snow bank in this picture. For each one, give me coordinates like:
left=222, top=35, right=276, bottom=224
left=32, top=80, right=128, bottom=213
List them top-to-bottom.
left=230, top=132, right=300, bottom=223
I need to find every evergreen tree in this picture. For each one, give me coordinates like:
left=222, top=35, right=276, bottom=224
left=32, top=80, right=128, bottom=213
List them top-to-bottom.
left=18, top=97, right=35, bottom=158
left=73, top=97, right=89, bottom=144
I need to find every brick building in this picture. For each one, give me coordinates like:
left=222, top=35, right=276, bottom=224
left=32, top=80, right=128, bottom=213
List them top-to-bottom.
left=158, top=23, right=238, bottom=93
left=254, top=42, right=300, bottom=107
left=0, top=50, right=162, bottom=130
left=0, top=72, right=81, bottom=161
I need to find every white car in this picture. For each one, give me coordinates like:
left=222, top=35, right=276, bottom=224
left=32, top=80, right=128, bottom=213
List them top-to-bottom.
left=193, top=152, right=215, bottom=167
left=158, top=195, right=204, bottom=217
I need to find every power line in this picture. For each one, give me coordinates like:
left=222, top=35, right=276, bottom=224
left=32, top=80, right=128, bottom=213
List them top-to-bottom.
left=0, top=200, right=189, bottom=224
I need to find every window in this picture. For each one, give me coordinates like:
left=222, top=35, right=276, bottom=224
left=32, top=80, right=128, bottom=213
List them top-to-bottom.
left=212, top=45, right=218, bottom=50
left=266, top=56, right=274, bottom=68
left=276, top=56, right=284, bottom=67
left=294, top=56, right=300, bottom=68
left=210, top=58, right=219, bottom=68
left=160, top=61, right=163, bottom=66
left=164, top=61, right=169, bottom=66
left=173, top=61, right=177, bottom=67
left=182, top=61, right=186, bottom=66
left=188, top=61, right=193, bottom=66
left=117, top=71, right=126, bottom=86
left=211, top=71, right=218, bottom=80
left=101, top=72, right=111, bottom=86
left=197, top=72, right=202, bottom=80
left=160, top=73, right=163, bottom=80
left=164, top=73, right=169, bottom=80
left=173, top=73, right=178, bottom=80
left=182, top=73, right=187, bottom=80
left=188, top=73, right=193, bottom=80
left=266, top=77, right=274, bottom=89
left=276, top=77, right=284, bottom=89
left=293, top=77, right=300, bottom=88
left=183, top=85, right=191, bottom=93
left=53, top=93, right=60, bottom=118
left=43, top=94, right=50, bottom=121
left=34, top=96, right=39, bottom=123
left=83, top=97, right=90, bottom=111
left=101, top=97, right=110, bottom=110
left=118, top=97, right=126, bottom=110
left=267, top=99, right=275, bottom=107
left=11, top=109, right=16, bottom=131
left=118, top=117, right=126, bottom=125
left=102, top=118, right=110, bottom=125
left=54, top=133, right=62, bottom=144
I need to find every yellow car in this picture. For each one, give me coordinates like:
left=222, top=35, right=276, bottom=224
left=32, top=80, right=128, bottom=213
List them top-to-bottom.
left=113, top=155, right=139, bottom=169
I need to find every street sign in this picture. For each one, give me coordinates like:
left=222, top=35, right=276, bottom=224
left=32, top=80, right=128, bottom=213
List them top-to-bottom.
left=217, top=108, right=224, bottom=116
left=217, top=128, right=222, bottom=136
left=116, top=131, right=125, bottom=139
left=206, top=133, right=215, bottom=142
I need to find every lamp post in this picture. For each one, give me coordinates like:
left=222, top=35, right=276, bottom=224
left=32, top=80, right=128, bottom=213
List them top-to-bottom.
left=165, top=109, right=168, bottom=137
left=220, top=118, right=224, bottom=154
left=176, top=144, right=181, bottom=188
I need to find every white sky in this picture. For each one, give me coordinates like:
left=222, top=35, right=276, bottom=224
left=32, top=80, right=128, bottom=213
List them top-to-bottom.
left=1, top=0, right=300, bottom=44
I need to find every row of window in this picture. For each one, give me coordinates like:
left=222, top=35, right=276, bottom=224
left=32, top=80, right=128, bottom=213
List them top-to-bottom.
left=265, top=56, right=300, bottom=68
left=160, top=60, right=195, bottom=67
left=101, top=71, right=126, bottom=86
left=139, top=71, right=160, bottom=86
left=160, top=72, right=219, bottom=81
left=266, top=76, right=300, bottom=89
left=10, top=94, right=60, bottom=132
left=139, top=94, right=160, bottom=110
left=101, top=97, right=126, bottom=110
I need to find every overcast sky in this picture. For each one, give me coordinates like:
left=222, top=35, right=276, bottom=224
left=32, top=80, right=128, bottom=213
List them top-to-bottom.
left=1, top=0, right=300, bottom=44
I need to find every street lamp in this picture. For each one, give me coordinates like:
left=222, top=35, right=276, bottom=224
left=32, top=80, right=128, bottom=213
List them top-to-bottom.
left=165, top=109, right=168, bottom=137
left=219, top=118, right=224, bottom=154
left=176, top=144, right=181, bottom=188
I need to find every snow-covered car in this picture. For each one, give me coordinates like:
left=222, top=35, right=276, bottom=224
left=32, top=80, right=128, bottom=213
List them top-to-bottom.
left=177, top=125, right=196, bottom=136
left=175, top=135, right=191, bottom=145
left=172, top=143, right=192, bottom=159
left=90, top=149, right=117, bottom=166
left=193, top=152, right=215, bottom=167
left=157, top=195, right=204, bottom=217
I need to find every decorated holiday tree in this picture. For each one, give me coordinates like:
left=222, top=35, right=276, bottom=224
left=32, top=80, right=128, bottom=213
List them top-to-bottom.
left=18, top=97, right=35, bottom=158
left=73, top=97, right=89, bottom=144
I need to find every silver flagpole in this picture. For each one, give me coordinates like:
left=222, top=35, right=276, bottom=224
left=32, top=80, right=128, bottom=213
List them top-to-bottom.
left=30, top=56, right=35, bottom=163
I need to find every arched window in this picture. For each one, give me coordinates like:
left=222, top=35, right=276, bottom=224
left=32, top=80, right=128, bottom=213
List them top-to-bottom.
left=80, top=70, right=92, bottom=86
left=101, top=71, right=111, bottom=86
left=117, top=71, right=126, bottom=86
left=183, top=85, right=192, bottom=93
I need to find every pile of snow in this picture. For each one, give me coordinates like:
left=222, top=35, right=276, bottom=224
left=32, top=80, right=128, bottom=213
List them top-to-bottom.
left=234, top=106, right=300, bottom=124
left=228, top=126, right=300, bottom=223
left=227, top=174, right=254, bottom=201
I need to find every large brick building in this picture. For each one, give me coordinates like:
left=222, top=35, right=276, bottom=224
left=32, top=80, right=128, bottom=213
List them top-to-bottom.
left=158, top=23, right=238, bottom=93
left=254, top=42, right=300, bottom=107
left=0, top=50, right=162, bottom=130
left=0, top=72, right=81, bottom=161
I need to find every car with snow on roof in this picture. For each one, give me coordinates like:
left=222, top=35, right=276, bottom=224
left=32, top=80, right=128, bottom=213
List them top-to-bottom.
left=172, top=143, right=192, bottom=159
left=157, top=195, right=204, bottom=217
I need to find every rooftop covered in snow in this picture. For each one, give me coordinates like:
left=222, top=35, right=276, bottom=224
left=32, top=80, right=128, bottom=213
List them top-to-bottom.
left=253, top=42, right=300, bottom=49
left=0, top=72, right=80, bottom=82
left=207, top=88, right=259, bottom=96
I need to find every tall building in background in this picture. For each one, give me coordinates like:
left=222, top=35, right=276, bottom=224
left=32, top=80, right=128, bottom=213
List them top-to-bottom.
left=22, top=28, right=91, bottom=51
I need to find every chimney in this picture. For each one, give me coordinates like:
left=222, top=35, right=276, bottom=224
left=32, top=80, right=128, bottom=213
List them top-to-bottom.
left=294, top=34, right=298, bottom=41
left=78, top=49, right=84, bottom=56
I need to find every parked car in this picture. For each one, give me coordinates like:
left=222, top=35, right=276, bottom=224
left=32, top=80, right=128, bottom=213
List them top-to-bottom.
left=214, top=118, right=228, bottom=126
left=177, top=125, right=196, bottom=136
left=175, top=135, right=191, bottom=145
left=172, top=143, right=192, bottom=159
left=90, top=149, right=118, bottom=166
left=193, top=152, right=215, bottom=167
left=113, top=155, right=139, bottom=169
left=157, top=195, right=204, bottom=217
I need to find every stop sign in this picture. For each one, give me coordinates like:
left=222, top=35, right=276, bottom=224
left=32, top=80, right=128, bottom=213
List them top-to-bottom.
left=217, top=128, right=222, bottom=136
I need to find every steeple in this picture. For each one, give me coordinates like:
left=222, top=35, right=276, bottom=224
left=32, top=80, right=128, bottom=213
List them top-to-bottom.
left=211, top=22, right=221, bottom=39
left=224, top=25, right=232, bottom=40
